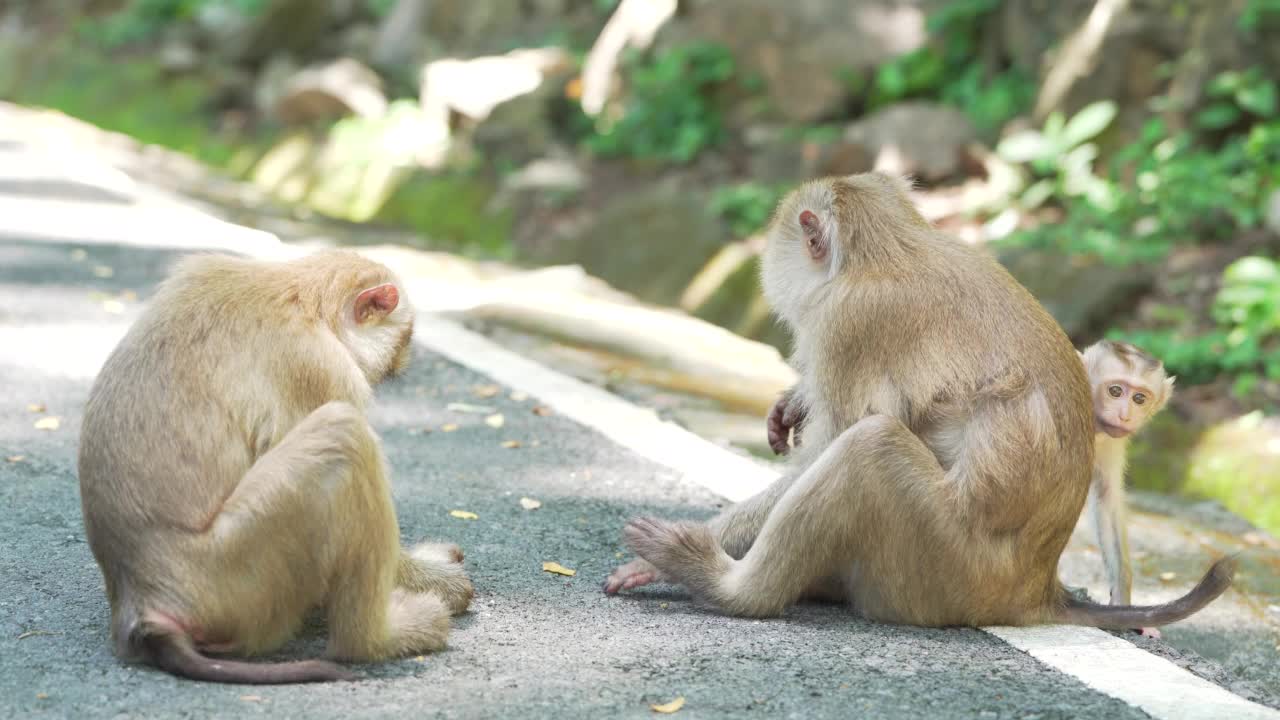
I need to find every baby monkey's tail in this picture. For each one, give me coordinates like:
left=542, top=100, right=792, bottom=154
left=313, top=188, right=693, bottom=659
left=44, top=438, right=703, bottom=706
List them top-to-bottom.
left=1053, top=556, right=1236, bottom=629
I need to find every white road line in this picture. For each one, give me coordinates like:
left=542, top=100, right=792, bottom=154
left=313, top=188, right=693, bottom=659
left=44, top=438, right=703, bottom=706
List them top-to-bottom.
left=412, top=311, right=1280, bottom=720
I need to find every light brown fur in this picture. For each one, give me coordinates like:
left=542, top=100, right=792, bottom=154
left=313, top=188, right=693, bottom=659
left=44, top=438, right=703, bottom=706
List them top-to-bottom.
left=605, top=173, right=1233, bottom=629
left=78, top=250, right=472, bottom=684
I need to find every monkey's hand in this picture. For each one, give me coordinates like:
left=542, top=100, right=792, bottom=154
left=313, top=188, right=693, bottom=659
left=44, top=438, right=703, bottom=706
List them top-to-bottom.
left=767, top=389, right=806, bottom=456
left=399, top=543, right=474, bottom=615
left=603, top=557, right=667, bottom=595
left=1136, top=627, right=1162, bottom=640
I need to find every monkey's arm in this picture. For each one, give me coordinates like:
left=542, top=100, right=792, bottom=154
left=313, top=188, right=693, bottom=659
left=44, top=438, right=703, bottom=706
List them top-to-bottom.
left=1088, top=465, right=1132, bottom=605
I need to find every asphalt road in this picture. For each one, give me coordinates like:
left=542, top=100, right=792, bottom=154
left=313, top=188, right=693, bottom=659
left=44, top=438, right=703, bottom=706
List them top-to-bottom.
left=0, top=106, right=1276, bottom=719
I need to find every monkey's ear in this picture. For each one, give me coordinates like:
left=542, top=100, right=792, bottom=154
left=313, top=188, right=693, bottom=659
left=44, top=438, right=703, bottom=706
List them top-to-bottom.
left=799, top=209, right=822, bottom=241
left=354, top=283, right=399, bottom=323
left=1164, top=375, right=1177, bottom=393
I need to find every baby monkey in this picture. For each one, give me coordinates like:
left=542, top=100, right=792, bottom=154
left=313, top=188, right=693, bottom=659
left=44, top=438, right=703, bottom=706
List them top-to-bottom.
left=78, top=250, right=472, bottom=684
left=1080, top=339, right=1176, bottom=636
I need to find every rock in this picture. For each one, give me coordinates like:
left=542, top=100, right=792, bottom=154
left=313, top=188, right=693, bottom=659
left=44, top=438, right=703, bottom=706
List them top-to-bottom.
left=215, top=0, right=333, bottom=64
left=370, top=0, right=430, bottom=69
left=686, top=0, right=932, bottom=122
left=158, top=39, right=200, bottom=74
left=421, top=48, right=570, bottom=122
left=272, top=58, right=387, bottom=125
left=843, top=102, right=978, bottom=182
left=501, top=156, right=586, bottom=195
left=997, top=246, right=1154, bottom=340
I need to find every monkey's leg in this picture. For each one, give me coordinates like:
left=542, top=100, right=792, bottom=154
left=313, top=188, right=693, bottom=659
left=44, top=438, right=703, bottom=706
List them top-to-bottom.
left=208, top=402, right=449, bottom=661
left=626, top=415, right=949, bottom=618
left=1088, top=471, right=1132, bottom=606
left=603, top=472, right=801, bottom=594
left=397, top=543, right=474, bottom=615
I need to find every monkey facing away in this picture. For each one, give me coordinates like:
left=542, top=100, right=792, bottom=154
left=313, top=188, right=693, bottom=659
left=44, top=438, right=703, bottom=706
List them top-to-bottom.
left=604, top=173, right=1233, bottom=630
left=78, top=250, right=473, bottom=684
left=1080, top=339, right=1176, bottom=636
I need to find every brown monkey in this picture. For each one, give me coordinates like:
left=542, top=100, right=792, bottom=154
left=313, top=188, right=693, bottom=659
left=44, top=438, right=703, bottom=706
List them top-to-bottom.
left=605, top=173, right=1233, bottom=631
left=78, top=250, right=473, bottom=685
left=1080, top=339, right=1176, bottom=637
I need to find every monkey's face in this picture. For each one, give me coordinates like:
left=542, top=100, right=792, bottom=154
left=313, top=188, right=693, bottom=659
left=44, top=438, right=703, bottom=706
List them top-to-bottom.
left=760, top=181, right=842, bottom=330
left=343, top=280, right=416, bottom=385
left=1087, top=355, right=1173, bottom=439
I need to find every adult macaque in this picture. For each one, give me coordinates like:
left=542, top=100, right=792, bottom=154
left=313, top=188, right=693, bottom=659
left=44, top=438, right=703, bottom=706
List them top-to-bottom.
left=605, top=173, right=1233, bottom=631
left=78, top=250, right=472, bottom=684
left=1080, top=339, right=1176, bottom=637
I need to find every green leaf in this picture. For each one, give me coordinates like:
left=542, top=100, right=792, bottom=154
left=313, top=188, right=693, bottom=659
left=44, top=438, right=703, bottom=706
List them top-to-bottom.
left=1237, top=80, right=1278, bottom=117
left=1060, top=101, right=1118, bottom=149
left=1195, top=103, right=1242, bottom=129
left=996, top=131, right=1052, bottom=163
left=1019, top=179, right=1056, bottom=210
left=1223, top=256, right=1280, bottom=284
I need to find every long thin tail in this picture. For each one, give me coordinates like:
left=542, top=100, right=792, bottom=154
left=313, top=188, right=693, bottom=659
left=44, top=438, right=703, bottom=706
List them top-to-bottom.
left=1054, top=556, right=1236, bottom=628
left=140, top=629, right=356, bottom=685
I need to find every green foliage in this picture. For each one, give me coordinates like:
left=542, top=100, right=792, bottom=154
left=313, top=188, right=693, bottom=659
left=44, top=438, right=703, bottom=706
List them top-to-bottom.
left=89, top=0, right=267, bottom=48
left=868, top=0, right=1034, bottom=131
left=1240, top=0, right=1280, bottom=31
left=583, top=43, right=736, bottom=164
left=1196, top=67, right=1278, bottom=130
left=997, top=101, right=1118, bottom=210
left=376, top=174, right=514, bottom=259
left=709, top=183, right=783, bottom=238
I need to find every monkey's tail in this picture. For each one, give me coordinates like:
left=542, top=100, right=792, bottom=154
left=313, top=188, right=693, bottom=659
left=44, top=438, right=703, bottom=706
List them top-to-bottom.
left=1053, top=556, right=1236, bottom=629
left=138, top=625, right=356, bottom=685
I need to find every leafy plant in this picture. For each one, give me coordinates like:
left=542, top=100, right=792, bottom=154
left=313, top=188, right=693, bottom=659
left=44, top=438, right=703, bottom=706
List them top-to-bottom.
left=89, top=0, right=268, bottom=48
left=583, top=43, right=736, bottom=164
left=1196, top=67, right=1278, bottom=131
left=996, top=101, right=1118, bottom=210
left=709, top=183, right=783, bottom=238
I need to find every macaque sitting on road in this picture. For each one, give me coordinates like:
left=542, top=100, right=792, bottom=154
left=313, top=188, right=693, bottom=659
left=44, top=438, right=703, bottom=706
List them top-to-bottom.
left=605, top=173, right=1233, bottom=633
left=78, top=250, right=472, bottom=684
left=1080, top=339, right=1176, bottom=638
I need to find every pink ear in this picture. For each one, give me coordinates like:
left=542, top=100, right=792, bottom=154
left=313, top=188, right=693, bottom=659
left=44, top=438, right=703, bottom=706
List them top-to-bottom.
left=799, top=210, right=822, bottom=240
left=355, top=283, right=399, bottom=323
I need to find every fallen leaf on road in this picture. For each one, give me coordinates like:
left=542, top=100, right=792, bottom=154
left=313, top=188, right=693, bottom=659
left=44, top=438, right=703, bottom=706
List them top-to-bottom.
left=70, top=249, right=87, bottom=262
left=92, top=265, right=115, bottom=278
left=122, top=290, right=138, bottom=302
left=102, top=300, right=125, bottom=314
left=473, top=384, right=500, bottom=398
left=510, top=391, right=528, bottom=402
left=447, top=402, right=493, bottom=414
left=26, top=403, right=45, bottom=413
left=532, top=406, right=552, bottom=417
left=484, top=414, right=505, bottom=428
left=34, top=417, right=61, bottom=431
left=441, top=423, right=459, bottom=433
left=501, top=440, right=522, bottom=449
left=6, top=455, right=25, bottom=463
left=519, top=497, right=542, bottom=510
left=449, top=510, right=479, bottom=520
left=1243, top=531, right=1279, bottom=549
left=542, top=561, right=575, bottom=577
left=1158, top=572, right=1177, bottom=582
left=18, top=630, right=59, bottom=640
left=415, top=655, right=427, bottom=663
left=36, top=693, right=48, bottom=700
left=240, top=695, right=264, bottom=703
left=651, top=697, right=685, bottom=714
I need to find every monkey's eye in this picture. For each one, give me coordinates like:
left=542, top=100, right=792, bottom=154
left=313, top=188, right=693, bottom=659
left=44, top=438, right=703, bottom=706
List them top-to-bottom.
left=1107, top=385, right=1123, bottom=398
left=1132, top=393, right=1147, bottom=405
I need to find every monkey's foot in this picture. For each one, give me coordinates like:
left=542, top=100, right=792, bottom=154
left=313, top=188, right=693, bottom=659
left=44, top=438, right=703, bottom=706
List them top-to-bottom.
left=622, top=517, right=730, bottom=600
left=400, top=543, right=474, bottom=615
left=602, top=557, right=666, bottom=595
left=1135, top=626, right=1162, bottom=640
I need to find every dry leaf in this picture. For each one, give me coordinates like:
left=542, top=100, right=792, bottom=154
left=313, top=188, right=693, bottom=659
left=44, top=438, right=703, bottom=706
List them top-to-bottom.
left=70, top=249, right=87, bottom=262
left=92, top=265, right=115, bottom=278
left=121, top=290, right=138, bottom=302
left=102, top=300, right=125, bottom=314
left=473, top=384, right=500, bottom=398
left=510, top=391, right=529, bottom=402
left=447, top=402, right=493, bottom=414
left=26, top=403, right=45, bottom=413
left=532, top=406, right=552, bottom=417
left=484, top=414, right=505, bottom=429
left=34, top=417, right=61, bottom=431
left=441, top=423, right=459, bottom=433
left=501, top=440, right=522, bottom=449
left=6, top=455, right=25, bottom=463
left=519, top=497, right=542, bottom=510
left=449, top=510, right=479, bottom=520
left=1243, top=531, right=1279, bottom=549
left=542, top=561, right=576, bottom=577
left=1158, top=572, right=1176, bottom=582
left=659, top=603, right=669, bottom=609
left=17, top=630, right=58, bottom=640
left=415, top=655, right=428, bottom=664
left=35, top=693, right=48, bottom=700
left=240, top=695, right=264, bottom=702
left=651, top=697, right=685, bottom=714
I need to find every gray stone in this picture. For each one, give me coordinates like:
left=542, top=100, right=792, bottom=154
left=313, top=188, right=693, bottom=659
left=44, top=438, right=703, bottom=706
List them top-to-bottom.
left=272, top=58, right=388, bottom=125
left=844, top=101, right=978, bottom=181
left=998, top=245, right=1154, bottom=340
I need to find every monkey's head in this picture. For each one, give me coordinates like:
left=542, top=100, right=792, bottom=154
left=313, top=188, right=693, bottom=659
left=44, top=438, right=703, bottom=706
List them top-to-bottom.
left=760, top=173, right=924, bottom=330
left=308, top=251, right=415, bottom=385
left=1080, top=340, right=1174, bottom=438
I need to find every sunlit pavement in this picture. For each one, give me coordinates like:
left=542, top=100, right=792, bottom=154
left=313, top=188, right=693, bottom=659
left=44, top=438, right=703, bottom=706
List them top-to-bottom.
left=0, top=105, right=1275, bottom=719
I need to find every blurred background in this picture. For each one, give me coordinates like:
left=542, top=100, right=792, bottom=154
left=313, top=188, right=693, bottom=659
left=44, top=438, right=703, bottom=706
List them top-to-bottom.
left=1, top=0, right=1278, bottom=536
